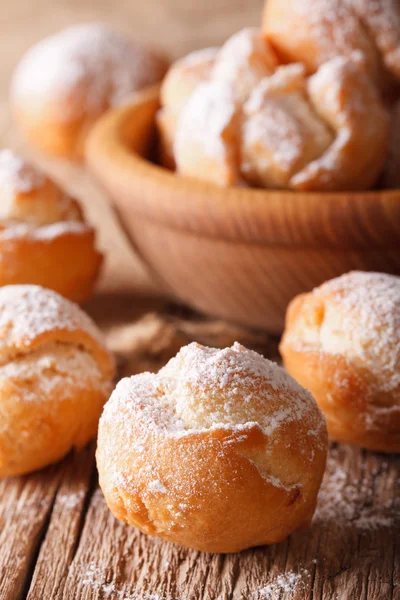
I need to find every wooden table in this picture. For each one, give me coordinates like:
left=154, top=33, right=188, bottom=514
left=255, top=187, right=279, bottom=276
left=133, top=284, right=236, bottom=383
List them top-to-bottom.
left=0, top=1, right=399, bottom=598
left=0, top=300, right=399, bottom=600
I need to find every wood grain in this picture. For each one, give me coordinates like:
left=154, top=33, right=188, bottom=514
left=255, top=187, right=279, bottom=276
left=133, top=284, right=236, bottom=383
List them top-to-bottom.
left=86, top=90, right=400, bottom=333
left=0, top=300, right=399, bottom=600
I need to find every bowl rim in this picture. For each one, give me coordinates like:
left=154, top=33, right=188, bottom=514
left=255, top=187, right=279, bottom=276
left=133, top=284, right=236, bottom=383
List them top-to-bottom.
left=86, top=85, right=400, bottom=249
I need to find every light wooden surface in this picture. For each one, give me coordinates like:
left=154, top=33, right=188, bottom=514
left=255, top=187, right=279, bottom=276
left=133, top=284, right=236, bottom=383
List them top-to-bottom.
left=0, top=2, right=400, bottom=600
left=87, top=88, right=400, bottom=333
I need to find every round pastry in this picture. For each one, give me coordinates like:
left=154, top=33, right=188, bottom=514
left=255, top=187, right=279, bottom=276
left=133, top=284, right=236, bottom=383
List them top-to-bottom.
left=263, top=0, right=400, bottom=89
left=11, top=23, right=168, bottom=159
left=211, top=28, right=278, bottom=102
left=157, top=47, right=218, bottom=170
left=160, top=47, right=218, bottom=117
left=243, top=56, right=389, bottom=191
left=290, top=56, right=390, bottom=191
left=241, top=64, right=333, bottom=189
left=174, top=80, right=241, bottom=187
left=0, top=149, right=102, bottom=302
left=280, top=271, right=400, bottom=453
left=0, top=284, right=115, bottom=478
left=97, top=342, right=327, bottom=553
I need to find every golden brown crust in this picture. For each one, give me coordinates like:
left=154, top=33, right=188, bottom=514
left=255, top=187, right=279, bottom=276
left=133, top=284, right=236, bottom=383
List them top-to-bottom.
left=263, top=0, right=400, bottom=89
left=11, top=23, right=168, bottom=160
left=0, top=150, right=102, bottom=302
left=280, top=272, right=400, bottom=453
left=0, top=285, right=115, bottom=478
left=97, top=342, right=327, bottom=553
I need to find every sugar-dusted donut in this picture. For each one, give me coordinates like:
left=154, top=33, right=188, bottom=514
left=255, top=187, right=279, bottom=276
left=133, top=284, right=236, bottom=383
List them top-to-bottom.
left=11, top=23, right=168, bottom=159
left=0, top=149, right=102, bottom=302
left=280, top=271, right=400, bottom=453
left=0, top=284, right=115, bottom=478
left=97, top=342, right=327, bottom=553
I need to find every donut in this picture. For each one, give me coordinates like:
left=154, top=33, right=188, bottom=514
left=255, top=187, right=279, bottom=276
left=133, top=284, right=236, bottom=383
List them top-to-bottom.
left=263, top=0, right=400, bottom=89
left=11, top=23, right=168, bottom=159
left=211, top=28, right=278, bottom=102
left=157, top=47, right=218, bottom=170
left=160, top=47, right=218, bottom=117
left=290, top=56, right=390, bottom=191
left=241, top=64, right=333, bottom=189
left=174, top=80, right=241, bottom=187
left=0, top=149, right=102, bottom=302
left=280, top=271, right=400, bottom=453
left=0, top=284, right=115, bottom=478
left=96, top=342, right=327, bottom=553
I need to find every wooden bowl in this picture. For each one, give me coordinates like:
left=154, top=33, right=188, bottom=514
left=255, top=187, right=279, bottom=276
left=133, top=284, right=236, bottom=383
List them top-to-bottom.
left=86, top=86, right=400, bottom=333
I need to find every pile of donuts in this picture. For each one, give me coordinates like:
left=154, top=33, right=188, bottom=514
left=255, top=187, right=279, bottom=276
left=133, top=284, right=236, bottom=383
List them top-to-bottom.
left=158, top=0, right=400, bottom=191
left=1, top=271, right=399, bottom=553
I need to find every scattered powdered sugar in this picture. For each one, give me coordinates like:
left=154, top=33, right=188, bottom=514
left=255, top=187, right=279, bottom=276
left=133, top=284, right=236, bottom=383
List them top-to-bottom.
left=11, top=23, right=166, bottom=122
left=0, top=149, right=45, bottom=194
left=0, top=284, right=107, bottom=362
left=0, top=341, right=110, bottom=402
left=314, top=446, right=398, bottom=531
left=57, top=490, right=85, bottom=509
left=80, top=561, right=182, bottom=600
left=250, top=568, right=309, bottom=599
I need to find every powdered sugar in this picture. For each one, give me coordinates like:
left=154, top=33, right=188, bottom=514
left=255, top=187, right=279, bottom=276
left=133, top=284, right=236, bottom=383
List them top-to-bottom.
left=11, top=23, right=166, bottom=122
left=211, top=28, right=277, bottom=102
left=241, top=64, right=332, bottom=188
left=174, top=80, right=238, bottom=162
left=0, top=149, right=45, bottom=194
left=0, top=220, right=90, bottom=241
left=297, top=272, right=400, bottom=395
left=0, top=284, right=107, bottom=363
left=0, top=341, right=110, bottom=403
left=98, top=342, right=326, bottom=520
left=314, top=445, right=398, bottom=531
left=80, top=562, right=179, bottom=600
left=251, top=568, right=309, bottom=599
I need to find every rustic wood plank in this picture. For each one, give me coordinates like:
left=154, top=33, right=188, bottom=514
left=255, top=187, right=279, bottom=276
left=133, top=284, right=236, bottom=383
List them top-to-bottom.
left=1, top=306, right=399, bottom=600
left=26, top=445, right=96, bottom=600
left=24, top=446, right=397, bottom=600
left=0, top=460, right=69, bottom=599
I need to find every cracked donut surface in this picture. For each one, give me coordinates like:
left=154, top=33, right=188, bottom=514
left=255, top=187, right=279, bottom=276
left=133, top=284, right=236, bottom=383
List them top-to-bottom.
left=0, top=149, right=102, bottom=302
left=280, top=271, right=400, bottom=453
left=0, top=284, right=115, bottom=478
left=97, top=342, right=327, bottom=553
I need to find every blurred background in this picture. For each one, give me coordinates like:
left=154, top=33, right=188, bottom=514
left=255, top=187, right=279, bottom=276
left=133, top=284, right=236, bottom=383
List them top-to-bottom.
left=0, top=0, right=262, bottom=296
left=0, top=0, right=262, bottom=133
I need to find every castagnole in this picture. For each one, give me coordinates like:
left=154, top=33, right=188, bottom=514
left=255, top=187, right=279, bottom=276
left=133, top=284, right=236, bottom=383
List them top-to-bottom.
left=280, top=271, right=400, bottom=453
left=0, top=284, right=115, bottom=478
left=97, top=342, right=327, bottom=553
